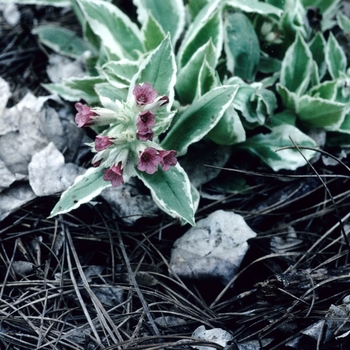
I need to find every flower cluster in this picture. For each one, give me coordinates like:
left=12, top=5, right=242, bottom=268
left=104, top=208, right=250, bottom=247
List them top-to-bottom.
left=75, top=83, right=177, bottom=186
left=138, top=148, right=177, bottom=174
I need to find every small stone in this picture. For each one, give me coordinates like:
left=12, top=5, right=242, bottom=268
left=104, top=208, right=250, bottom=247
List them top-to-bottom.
left=28, top=142, right=83, bottom=197
left=0, top=160, right=16, bottom=191
left=101, top=179, right=159, bottom=225
left=0, top=184, right=36, bottom=221
left=170, top=210, right=257, bottom=284
left=191, top=325, right=233, bottom=350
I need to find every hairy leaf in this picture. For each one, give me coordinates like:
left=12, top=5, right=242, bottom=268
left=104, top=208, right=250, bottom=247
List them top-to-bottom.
left=78, top=0, right=144, bottom=59
left=133, top=0, right=185, bottom=46
left=177, top=0, right=223, bottom=67
left=224, top=12, right=260, bottom=82
left=32, top=25, right=93, bottom=58
left=280, top=32, right=313, bottom=95
left=326, top=32, right=347, bottom=79
left=176, top=39, right=217, bottom=104
left=161, top=85, right=238, bottom=155
left=239, top=125, right=317, bottom=171
left=136, top=164, right=195, bottom=225
left=49, top=167, right=111, bottom=217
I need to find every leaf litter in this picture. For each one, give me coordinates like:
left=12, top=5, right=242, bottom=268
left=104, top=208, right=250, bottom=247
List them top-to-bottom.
left=1, top=3, right=350, bottom=350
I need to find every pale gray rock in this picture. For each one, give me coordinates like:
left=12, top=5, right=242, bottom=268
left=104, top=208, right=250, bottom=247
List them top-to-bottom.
left=0, top=4, right=20, bottom=26
left=47, top=54, right=86, bottom=83
left=0, top=77, right=11, bottom=116
left=0, top=91, right=85, bottom=176
left=0, top=105, right=50, bottom=175
left=0, top=107, right=20, bottom=136
left=28, top=142, right=83, bottom=197
left=0, top=160, right=16, bottom=191
left=101, top=179, right=159, bottom=225
left=0, top=183, right=36, bottom=221
left=170, top=210, right=257, bottom=284
left=11, top=261, right=35, bottom=276
left=192, top=325, right=233, bottom=350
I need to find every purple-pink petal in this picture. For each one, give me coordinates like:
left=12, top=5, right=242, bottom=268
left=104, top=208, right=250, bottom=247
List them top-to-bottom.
left=133, top=83, right=158, bottom=105
left=158, top=95, right=169, bottom=107
left=75, top=102, right=97, bottom=127
left=136, top=110, right=155, bottom=131
left=136, top=129, right=154, bottom=141
left=95, top=135, right=113, bottom=151
left=137, top=147, right=160, bottom=174
left=159, top=150, right=177, bottom=171
left=92, top=159, right=101, bottom=167
left=103, top=163, right=124, bottom=187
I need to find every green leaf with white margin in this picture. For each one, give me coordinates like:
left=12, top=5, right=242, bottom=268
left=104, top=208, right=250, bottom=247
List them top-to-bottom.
left=7, top=0, right=70, bottom=5
left=77, top=0, right=144, bottom=60
left=133, top=0, right=185, bottom=46
left=177, top=0, right=223, bottom=68
left=187, top=0, right=210, bottom=20
left=225, top=0, right=283, bottom=16
left=280, top=0, right=307, bottom=46
left=224, top=12, right=260, bottom=82
left=337, top=12, right=350, bottom=33
left=141, top=13, right=166, bottom=52
left=32, top=25, right=94, bottom=59
left=280, top=32, right=313, bottom=96
left=309, top=32, right=327, bottom=79
left=326, top=32, right=347, bottom=80
left=128, top=36, right=177, bottom=134
left=176, top=39, right=217, bottom=104
left=259, top=54, right=282, bottom=75
left=100, top=59, right=140, bottom=88
left=195, top=59, right=219, bottom=100
left=310, top=60, right=320, bottom=87
left=335, top=72, right=350, bottom=104
left=43, top=76, right=105, bottom=104
left=65, top=76, right=106, bottom=102
left=229, top=79, right=277, bottom=127
left=307, top=80, right=338, bottom=100
left=43, top=83, right=88, bottom=102
left=95, top=83, right=128, bottom=103
left=276, top=84, right=299, bottom=112
left=161, top=85, right=238, bottom=155
left=256, top=89, right=277, bottom=117
left=298, top=95, right=347, bottom=130
left=207, top=104, right=246, bottom=145
left=266, top=109, right=297, bottom=128
left=338, top=113, right=350, bottom=134
left=238, top=125, right=317, bottom=171
left=136, top=164, right=195, bottom=226
left=49, top=167, right=111, bottom=217
left=179, top=184, right=200, bottom=225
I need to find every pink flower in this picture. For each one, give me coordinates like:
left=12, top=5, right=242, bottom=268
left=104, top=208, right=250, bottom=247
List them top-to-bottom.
left=133, top=83, right=158, bottom=105
left=158, top=95, right=169, bottom=107
left=75, top=102, right=97, bottom=127
left=136, top=110, right=155, bottom=131
left=136, top=129, right=154, bottom=141
left=95, top=135, right=113, bottom=151
left=137, top=147, right=160, bottom=174
left=159, top=150, right=177, bottom=171
left=92, top=160, right=101, bottom=167
left=103, top=163, right=124, bottom=187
